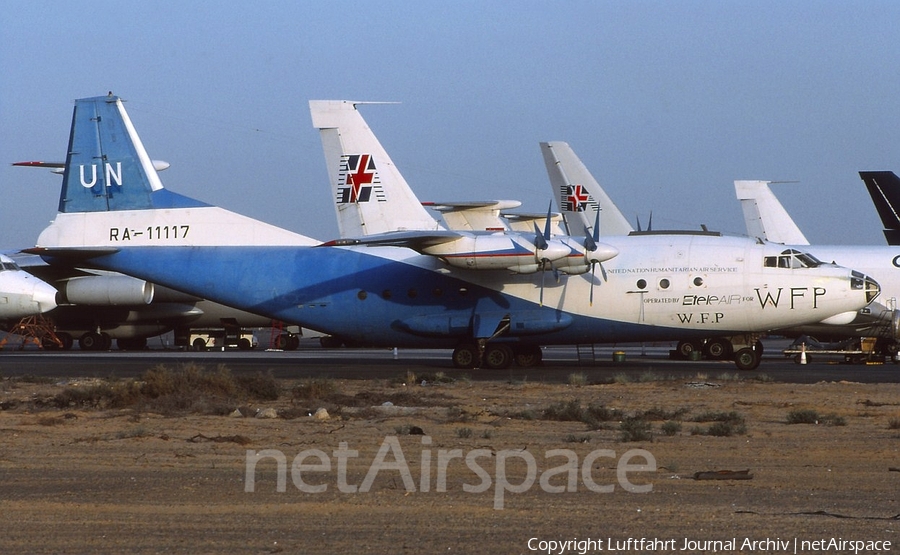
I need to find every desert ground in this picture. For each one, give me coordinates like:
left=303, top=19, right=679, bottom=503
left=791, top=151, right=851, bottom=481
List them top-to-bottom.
left=1, top=366, right=898, bottom=554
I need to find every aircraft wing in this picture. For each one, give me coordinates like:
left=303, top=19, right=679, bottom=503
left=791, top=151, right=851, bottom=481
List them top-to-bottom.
left=734, top=181, right=809, bottom=245
left=423, top=200, right=521, bottom=231
left=318, top=229, right=462, bottom=250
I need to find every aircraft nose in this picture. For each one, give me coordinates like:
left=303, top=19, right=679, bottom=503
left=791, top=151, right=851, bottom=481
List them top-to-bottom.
left=851, top=271, right=880, bottom=304
left=31, top=281, right=58, bottom=313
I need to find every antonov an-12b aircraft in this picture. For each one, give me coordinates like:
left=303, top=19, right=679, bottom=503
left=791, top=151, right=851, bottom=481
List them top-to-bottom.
left=28, top=95, right=878, bottom=370
left=310, top=100, right=872, bottom=370
left=309, top=103, right=877, bottom=368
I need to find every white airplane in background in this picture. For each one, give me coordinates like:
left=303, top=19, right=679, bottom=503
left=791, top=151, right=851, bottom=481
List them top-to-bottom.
left=24, top=95, right=879, bottom=370
left=307, top=99, right=879, bottom=369
left=735, top=179, right=900, bottom=357
left=0, top=252, right=57, bottom=326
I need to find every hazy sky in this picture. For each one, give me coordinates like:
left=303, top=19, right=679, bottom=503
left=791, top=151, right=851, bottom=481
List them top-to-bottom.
left=3, top=1, right=900, bottom=248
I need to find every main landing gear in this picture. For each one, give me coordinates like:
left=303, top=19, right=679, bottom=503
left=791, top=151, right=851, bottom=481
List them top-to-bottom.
left=674, top=336, right=763, bottom=370
left=452, top=343, right=542, bottom=369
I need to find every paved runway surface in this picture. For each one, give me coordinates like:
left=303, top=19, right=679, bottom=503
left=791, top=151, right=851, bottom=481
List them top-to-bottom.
left=1, top=341, right=897, bottom=383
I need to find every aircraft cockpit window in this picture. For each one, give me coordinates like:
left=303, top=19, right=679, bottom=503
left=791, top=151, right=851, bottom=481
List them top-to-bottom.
left=764, top=249, right=822, bottom=269
left=794, top=251, right=822, bottom=268
left=0, top=261, right=19, bottom=271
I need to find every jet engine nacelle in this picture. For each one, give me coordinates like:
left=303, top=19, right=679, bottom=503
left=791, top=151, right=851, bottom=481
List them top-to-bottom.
left=424, top=233, right=570, bottom=273
left=63, top=276, right=154, bottom=306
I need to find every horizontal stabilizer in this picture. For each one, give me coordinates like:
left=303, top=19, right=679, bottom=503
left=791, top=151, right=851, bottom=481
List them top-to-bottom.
left=14, top=160, right=170, bottom=175
left=423, top=200, right=522, bottom=231
left=503, top=212, right=566, bottom=236
left=22, top=246, right=120, bottom=260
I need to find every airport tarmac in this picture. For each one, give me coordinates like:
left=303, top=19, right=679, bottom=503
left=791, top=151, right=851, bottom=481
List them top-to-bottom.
left=1, top=340, right=898, bottom=383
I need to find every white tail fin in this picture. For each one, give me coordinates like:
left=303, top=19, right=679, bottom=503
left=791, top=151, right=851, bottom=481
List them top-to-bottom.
left=310, top=101, right=441, bottom=237
left=540, top=142, right=633, bottom=237
left=734, top=180, right=809, bottom=245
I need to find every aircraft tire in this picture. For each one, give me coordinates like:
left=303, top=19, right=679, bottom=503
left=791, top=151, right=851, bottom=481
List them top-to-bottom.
left=57, top=332, right=73, bottom=350
left=79, top=332, right=104, bottom=351
left=287, top=334, right=300, bottom=350
left=192, top=337, right=207, bottom=351
left=704, top=337, right=732, bottom=360
left=238, top=338, right=253, bottom=350
left=676, top=340, right=699, bottom=359
left=452, top=343, right=479, bottom=369
left=484, top=344, right=513, bottom=370
left=514, top=345, right=543, bottom=367
left=733, top=348, right=760, bottom=371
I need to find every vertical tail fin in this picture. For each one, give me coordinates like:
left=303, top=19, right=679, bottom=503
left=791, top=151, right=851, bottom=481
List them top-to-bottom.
left=60, top=94, right=207, bottom=213
left=38, top=95, right=318, bottom=248
left=309, top=101, right=441, bottom=237
left=539, top=142, right=633, bottom=237
left=859, top=171, right=900, bottom=245
left=733, top=181, right=809, bottom=245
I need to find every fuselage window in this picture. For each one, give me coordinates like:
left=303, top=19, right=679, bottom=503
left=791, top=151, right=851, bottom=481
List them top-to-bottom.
left=693, top=277, right=704, bottom=287
left=658, top=278, right=670, bottom=290
left=636, top=279, right=647, bottom=290
left=407, top=288, right=418, bottom=299
left=357, top=290, right=368, bottom=301
left=381, top=290, right=392, bottom=300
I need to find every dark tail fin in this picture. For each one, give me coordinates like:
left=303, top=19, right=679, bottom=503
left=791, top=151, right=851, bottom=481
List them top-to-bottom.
left=859, top=171, right=900, bottom=245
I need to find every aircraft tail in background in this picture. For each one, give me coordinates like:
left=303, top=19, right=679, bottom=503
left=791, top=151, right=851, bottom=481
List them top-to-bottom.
left=309, top=100, right=442, bottom=237
left=539, top=142, right=633, bottom=237
left=859, top=171, right=900, bottom=246
left=733, top=180, right=809, bottom=245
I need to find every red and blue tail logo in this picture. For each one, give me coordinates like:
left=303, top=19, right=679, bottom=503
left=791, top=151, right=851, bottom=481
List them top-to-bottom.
left=337, top=154, right=385, bottom=204
left=561, top=184, right=593, bottom=212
